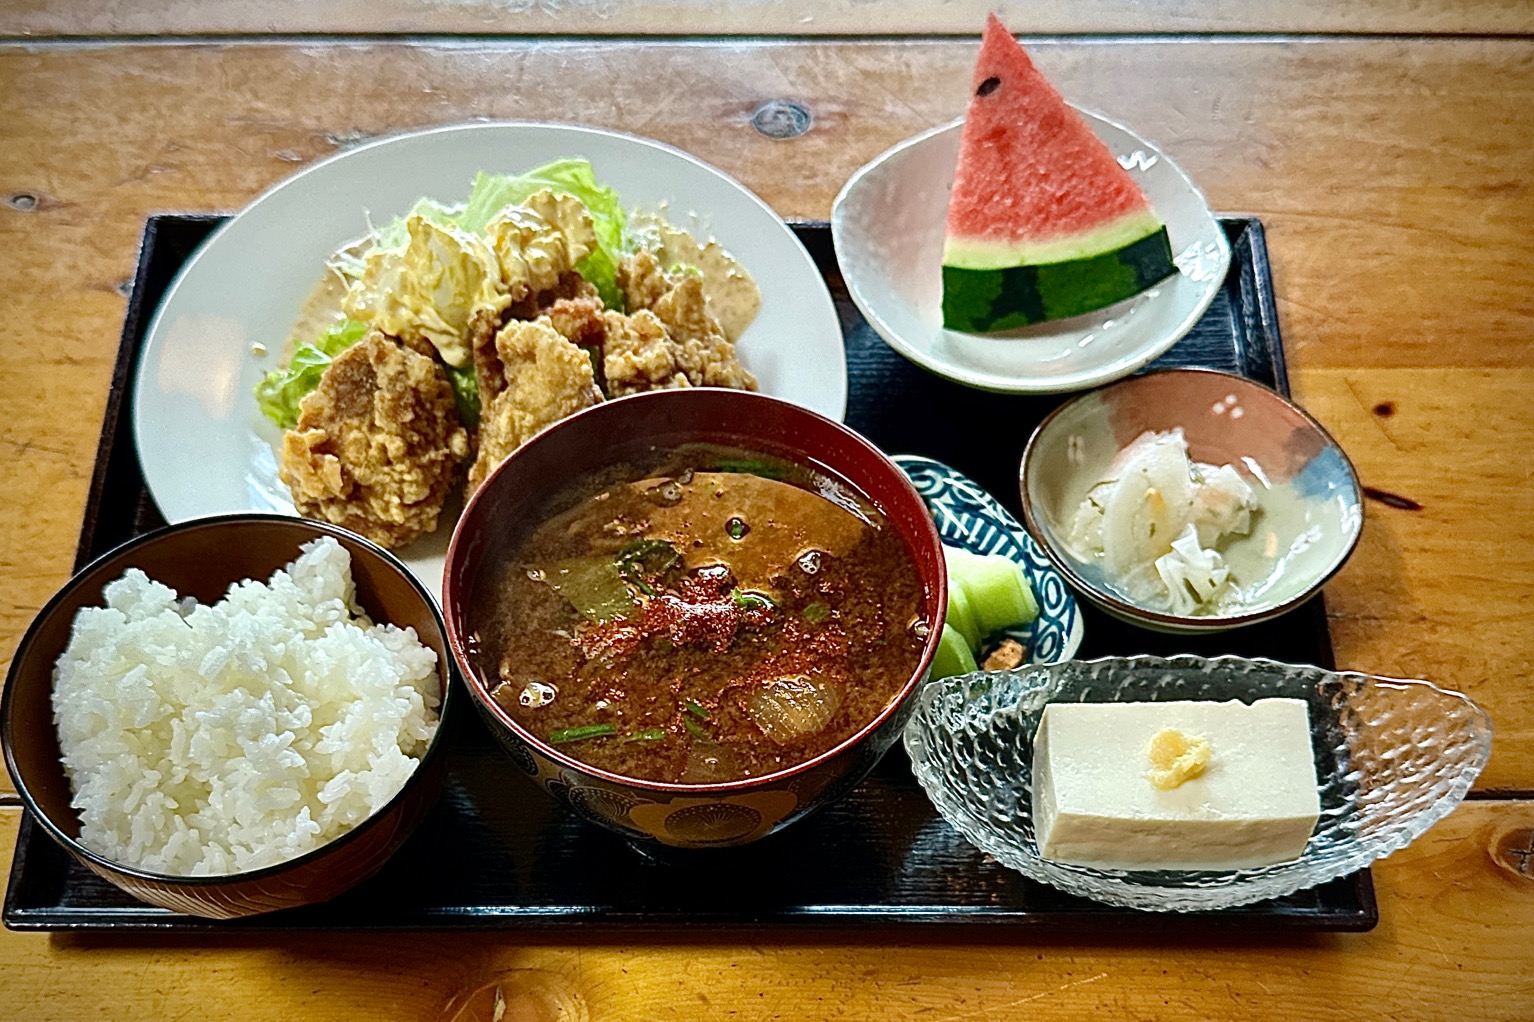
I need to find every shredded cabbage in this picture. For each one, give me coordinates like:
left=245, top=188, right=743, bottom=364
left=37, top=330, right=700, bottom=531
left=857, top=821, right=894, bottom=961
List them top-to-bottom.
left=459, top=160, right=627, bottom=309
left=260, top=161, right=631, bottom=431
left=1155, top=524, right=1234, bottom=614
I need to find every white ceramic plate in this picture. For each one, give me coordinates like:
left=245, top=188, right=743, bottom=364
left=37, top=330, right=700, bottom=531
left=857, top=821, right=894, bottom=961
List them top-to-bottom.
left=831, top=114, right=1230, bottom=394
left=132, top=122, right=846, bottom=597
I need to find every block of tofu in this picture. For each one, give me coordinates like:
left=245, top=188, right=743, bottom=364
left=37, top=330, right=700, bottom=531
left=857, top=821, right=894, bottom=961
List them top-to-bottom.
left=1031, top=698, right=1321, bottom=871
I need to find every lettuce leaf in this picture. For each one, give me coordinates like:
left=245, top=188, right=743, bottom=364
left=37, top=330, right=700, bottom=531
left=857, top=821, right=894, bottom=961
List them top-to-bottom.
left=334, top=160, right=629, bottom=309
left=460, top=160, right=627, bottom=309
left=330, top=198, right=465, bottom=282
left=254, top=318, right=481, bottom=432
left=253, top=319, right=369, bottom=429
left=444, top=363, right=480, bottom=429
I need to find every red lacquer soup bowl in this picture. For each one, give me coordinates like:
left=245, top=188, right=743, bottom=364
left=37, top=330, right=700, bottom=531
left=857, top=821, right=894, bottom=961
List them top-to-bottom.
left=444, top=389, right=947, bottom=848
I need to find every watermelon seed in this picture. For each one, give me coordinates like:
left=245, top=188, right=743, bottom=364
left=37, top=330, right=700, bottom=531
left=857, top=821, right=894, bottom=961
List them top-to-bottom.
left=976, top=76, right=1001, bottom=97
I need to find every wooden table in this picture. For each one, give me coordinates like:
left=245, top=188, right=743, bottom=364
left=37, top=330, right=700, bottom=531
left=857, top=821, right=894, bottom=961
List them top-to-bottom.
left=2, top=3, right=1532, bottom=1018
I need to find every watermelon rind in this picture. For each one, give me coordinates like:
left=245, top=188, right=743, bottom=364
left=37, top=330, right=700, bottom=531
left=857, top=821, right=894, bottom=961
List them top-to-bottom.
left=943, top=208, right=1165, bottom=270
left=942, top=226, right=1176, bottom=332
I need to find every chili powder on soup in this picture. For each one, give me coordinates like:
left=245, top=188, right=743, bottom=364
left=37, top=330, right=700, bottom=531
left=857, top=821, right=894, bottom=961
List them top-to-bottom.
left=483, top=444, right=927, bottom=784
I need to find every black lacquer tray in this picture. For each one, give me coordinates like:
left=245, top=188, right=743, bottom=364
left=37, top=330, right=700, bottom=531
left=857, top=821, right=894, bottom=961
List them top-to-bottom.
left=3, top=216, right=1377, bottom=931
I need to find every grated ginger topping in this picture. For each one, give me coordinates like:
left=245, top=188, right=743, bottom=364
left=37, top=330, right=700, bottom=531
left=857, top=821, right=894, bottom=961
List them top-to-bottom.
left=1146, top=728, right=1212, bottom=790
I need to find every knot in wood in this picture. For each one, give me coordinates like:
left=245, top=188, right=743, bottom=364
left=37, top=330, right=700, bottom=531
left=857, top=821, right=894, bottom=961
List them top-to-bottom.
left=751, top=100, right=812, bottom=139
left=1493, top=827, right=1534, bottom=880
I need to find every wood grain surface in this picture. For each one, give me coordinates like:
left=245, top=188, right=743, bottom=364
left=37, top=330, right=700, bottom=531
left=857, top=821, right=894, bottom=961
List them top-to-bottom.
left=2, top=0, right=1532, bottom=38
left=1, top=28, right=1532, bottom=1020
left=1, top=38, right=1530, bottom=789
left=2, top=802, right=1532, bottom=1019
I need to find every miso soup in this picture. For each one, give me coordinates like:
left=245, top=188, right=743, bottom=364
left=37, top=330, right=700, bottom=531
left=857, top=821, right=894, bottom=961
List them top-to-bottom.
left=483, top=444, right=926, bottom=784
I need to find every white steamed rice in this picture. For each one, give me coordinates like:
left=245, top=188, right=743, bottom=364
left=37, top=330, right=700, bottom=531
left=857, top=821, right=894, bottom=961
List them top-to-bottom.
left=51, top=536, right=440, bottom=876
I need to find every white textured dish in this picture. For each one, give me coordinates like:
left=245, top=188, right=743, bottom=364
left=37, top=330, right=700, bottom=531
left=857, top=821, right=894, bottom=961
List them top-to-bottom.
left=832, top=115, right=1230, bottom=394
left=132, top=122, right=846, bottom=599
left=904, top=655, right=1492, bottom=912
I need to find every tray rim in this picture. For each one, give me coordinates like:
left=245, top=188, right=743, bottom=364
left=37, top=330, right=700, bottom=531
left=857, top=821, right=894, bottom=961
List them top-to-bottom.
left=4, top=213, right=1377, bottom=933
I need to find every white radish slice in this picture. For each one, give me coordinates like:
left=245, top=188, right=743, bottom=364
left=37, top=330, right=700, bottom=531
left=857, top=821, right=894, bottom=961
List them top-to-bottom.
left=1097, top=431, right=1196, bottom=576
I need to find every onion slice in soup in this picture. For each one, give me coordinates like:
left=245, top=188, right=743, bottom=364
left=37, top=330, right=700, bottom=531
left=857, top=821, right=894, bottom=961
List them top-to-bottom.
left=742, top=674, right=844, bottom=745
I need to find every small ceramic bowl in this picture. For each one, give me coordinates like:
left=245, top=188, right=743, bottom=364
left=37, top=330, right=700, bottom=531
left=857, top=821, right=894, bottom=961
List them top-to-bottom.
left=1020, top=368, right=1363, bottom=633
left=444, top=388, right=947, bottom=849
left=1, top=515, right=457, bottom=919
left=904, top=655, right=1492, bottom=912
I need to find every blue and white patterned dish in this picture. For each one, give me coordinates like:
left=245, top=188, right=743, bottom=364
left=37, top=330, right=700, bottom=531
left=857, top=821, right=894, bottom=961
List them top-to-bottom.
left=894, top=455, right=1084, bottom=664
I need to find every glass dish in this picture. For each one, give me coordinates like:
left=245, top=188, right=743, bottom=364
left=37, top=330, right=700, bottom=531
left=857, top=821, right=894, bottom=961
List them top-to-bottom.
left=903, top=654, right=1492, bottom=911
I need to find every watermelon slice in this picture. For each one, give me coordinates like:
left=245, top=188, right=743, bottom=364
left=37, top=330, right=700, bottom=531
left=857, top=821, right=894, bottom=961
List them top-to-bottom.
left=942, top=15, right=1177, bottom=332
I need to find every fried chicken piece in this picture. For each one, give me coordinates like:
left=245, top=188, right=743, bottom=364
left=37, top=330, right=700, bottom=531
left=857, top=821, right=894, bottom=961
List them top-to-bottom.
left=618, top=249, right=673, bottom=313
left=619, top=249, right=755, bottom=391
left=504, top=270, right=599, bottom=323
left=475, top=274, right=601, bottom=402
left=558, top=274, right=602, bottom=307
left=650, top=275, right=757, bottom=390
left=483, top=280, right=607, bottom=403
left=545, top=295, right=607, bottom=352
left=545, top=295, right=609, bottom=392
left=468, top=305, right=506, bottom=405
left=602, top=309, right=692, bottom=397
left=468, top=319, right=603, bottom=492
left=279, top=332, right=468, bottom=549
left=398, top=332, right=440, bottom=360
